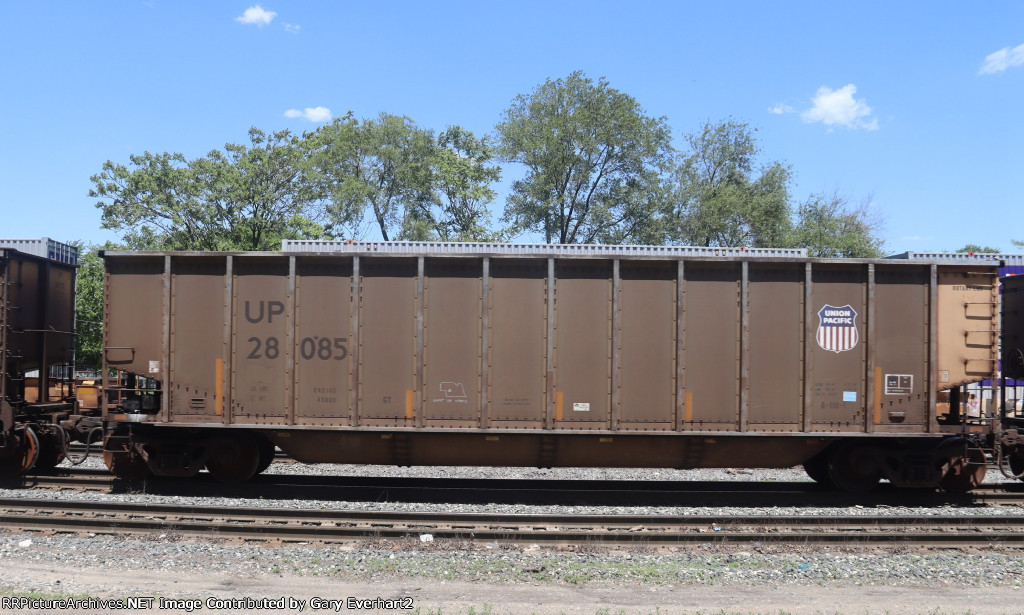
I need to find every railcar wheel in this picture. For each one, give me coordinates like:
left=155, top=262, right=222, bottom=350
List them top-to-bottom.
left=0, top=427, right=39, bottom=477
left=34, top=430, right=69, bottom=471
left=102, top=434, right=150, bottom=480
left=205, top=434, right=259, bottom=482
left=254, top=436, right=276, bottom=476
left=828, top=443, right=881, bottom=492
left=939, top=449, right=987, bottom=493
left=103, top=450, right=151, bottom=480
left=803, top=450, right=834, bottom=487
left=1009, top=454, right=1024, bottom=479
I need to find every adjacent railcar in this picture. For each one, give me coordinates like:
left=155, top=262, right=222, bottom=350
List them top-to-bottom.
left=0, top=239, right=79, bottom=475
left=98, top=242, right=1002, bottom=491
left=887, top=251, right=1024, bottom=277
left=1003, top=273, right=1024, bottom=382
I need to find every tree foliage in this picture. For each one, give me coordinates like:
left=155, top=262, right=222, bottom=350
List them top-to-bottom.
left=496, top=71, right=673, bottom=244
left=87, top=74, right=887, bottom=256
left=309, top=113, right=436, bottom=241
left=92, top=116, right=503, bottom=248
left=670, top=120, right=883, bottom=257
left=672, top=120, right=793, bottom=248
left=428, top=126, right=502, bottom=241
left=90, top=128, right=327, bottom=251
left=791, top=191, right=885, bottom=258
left=73, top=242, right=123, bottom=371
left=956, top=244, right=1001, bottom=254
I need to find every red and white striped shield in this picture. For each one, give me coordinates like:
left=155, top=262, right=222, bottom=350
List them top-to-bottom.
left=816, top=304, right=859, bottom=353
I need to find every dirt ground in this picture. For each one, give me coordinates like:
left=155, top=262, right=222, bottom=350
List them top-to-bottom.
left=3, top=561, right=1024, bottom=615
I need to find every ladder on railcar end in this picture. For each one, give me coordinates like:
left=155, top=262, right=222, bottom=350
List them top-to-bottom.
left=964, top=269, right=999, bottom=433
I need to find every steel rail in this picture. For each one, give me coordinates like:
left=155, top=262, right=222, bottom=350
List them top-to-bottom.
left=3, top=498, right=1024, bottom=546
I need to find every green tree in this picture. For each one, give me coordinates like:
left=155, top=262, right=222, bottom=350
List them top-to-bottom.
left=496, top=71, right=673, bottom=244
left=310, top=113, right=436, bottom=241
left=672, top=120, right=793, bottom=248
left=391, top=126, right=503, bottom=242
left=429, top=126, right=502, bottom=241
left=90, top=128, right=327, bottom=251
left=790, top=191, right=884, bottom=258
left=74, top=242, right=122, bottom=371
left=956, top=244, right=1001, bottom=253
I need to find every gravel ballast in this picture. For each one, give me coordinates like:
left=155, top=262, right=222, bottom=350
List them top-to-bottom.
left=3, top=459, right=1024, bottom=614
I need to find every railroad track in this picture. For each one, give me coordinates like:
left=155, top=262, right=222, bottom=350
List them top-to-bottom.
left=7, top=468, right=1024, bottom=507
left=2, top=497, right=1024, bottom=547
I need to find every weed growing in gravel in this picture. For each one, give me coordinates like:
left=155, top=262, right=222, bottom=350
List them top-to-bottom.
left=632, top=563, right=666, bottom=582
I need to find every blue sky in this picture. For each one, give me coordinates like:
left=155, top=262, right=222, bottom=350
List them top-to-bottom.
left=2, top=1, right=1022, bottom=253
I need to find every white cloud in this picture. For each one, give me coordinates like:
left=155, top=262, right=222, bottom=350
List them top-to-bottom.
left=236, top=5, right=276, bottom=27
left=284, top=23, right=301, bottom=34
left=979, top=43, right=1024, bottom=74
left=801, top=84, right=878, bottom=131
left=768, top=103, right=794, bottom=115
left=284, top=107, right=332, bottom=123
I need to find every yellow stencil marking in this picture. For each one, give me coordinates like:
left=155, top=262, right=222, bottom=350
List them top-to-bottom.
left=215, top=358, right=224, bottom=416
left=874, top=367, right=883, bottom=425
left=405, top=390, right=414, bottom=420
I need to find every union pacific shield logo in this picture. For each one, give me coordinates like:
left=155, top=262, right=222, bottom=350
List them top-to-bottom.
left=816, top=305, right=859, bottom=353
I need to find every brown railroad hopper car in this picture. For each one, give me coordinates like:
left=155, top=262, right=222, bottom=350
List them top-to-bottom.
left=0, top=241, right=79, bottom=475
left=99, top=244, right=1000, bottom=490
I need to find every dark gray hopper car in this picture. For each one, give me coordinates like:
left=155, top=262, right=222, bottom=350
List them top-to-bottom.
left=0, top=240, right=78, bottom=476
left=99, top=242, right=1002, bottom=491
left=1004, top=274, right=1024, bottom=382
